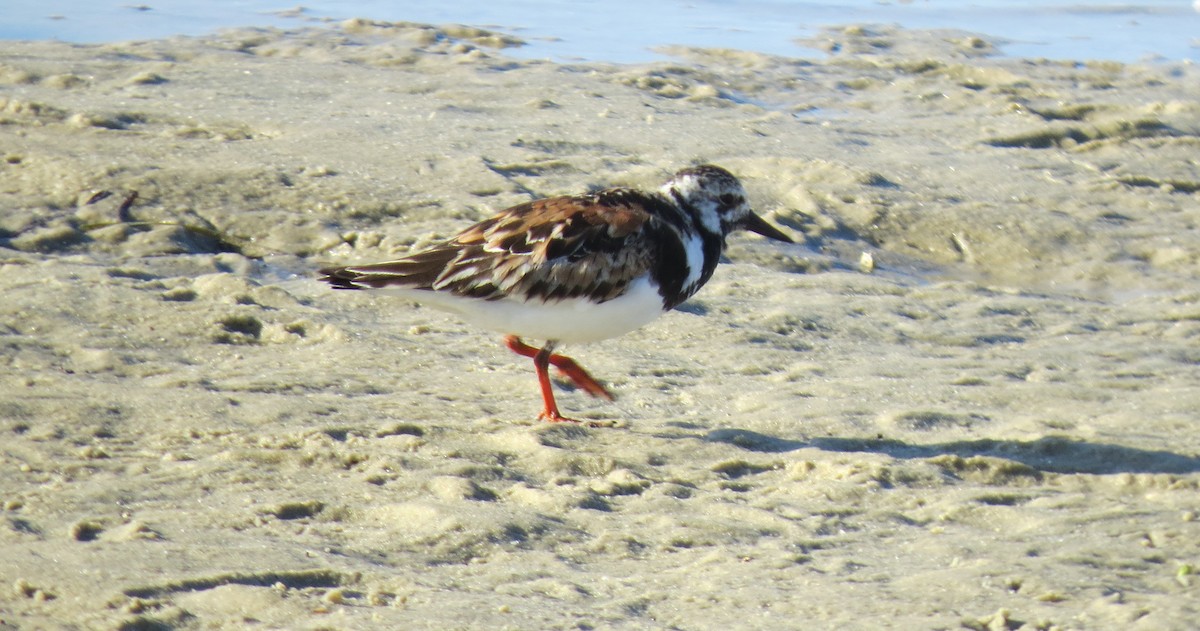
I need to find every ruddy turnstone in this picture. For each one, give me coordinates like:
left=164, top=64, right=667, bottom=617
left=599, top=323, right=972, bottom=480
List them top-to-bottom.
left=319, top=164, right=792, bottom=424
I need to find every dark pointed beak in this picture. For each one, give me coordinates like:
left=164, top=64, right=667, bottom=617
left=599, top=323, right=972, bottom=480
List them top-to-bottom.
left=741, top=211, right=793, bottom=243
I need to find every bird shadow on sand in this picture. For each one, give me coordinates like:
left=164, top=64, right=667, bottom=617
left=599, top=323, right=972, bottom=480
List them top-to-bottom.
left=702, top=429, right=1200, bottom=475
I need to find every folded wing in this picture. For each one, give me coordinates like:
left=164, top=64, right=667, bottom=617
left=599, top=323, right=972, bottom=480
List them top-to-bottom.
left=319, top=190, right=656, bottom=304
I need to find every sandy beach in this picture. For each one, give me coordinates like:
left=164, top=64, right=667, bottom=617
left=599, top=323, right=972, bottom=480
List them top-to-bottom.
left=2, top=20, right=1199, bottom=629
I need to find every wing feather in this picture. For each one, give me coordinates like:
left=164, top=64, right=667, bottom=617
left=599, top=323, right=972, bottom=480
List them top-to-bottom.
left=318, top=189, right=657, bottom=304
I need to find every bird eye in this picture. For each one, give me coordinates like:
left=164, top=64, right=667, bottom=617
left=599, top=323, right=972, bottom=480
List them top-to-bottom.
left=718, top=193, right=741, bottom=209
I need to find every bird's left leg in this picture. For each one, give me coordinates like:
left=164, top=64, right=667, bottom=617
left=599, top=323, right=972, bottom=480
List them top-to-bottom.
left=503, top=336, right=615, bottom=401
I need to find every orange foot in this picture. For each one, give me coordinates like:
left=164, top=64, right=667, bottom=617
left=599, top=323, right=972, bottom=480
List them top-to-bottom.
left=503, top=335, right=618, bottom=426
left=504, top=335, right=614, bottom=400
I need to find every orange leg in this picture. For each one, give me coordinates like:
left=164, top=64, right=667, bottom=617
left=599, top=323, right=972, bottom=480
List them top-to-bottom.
left=503, top=335, right=615, bottom=423
left=503, top=336, right=614, bottom=400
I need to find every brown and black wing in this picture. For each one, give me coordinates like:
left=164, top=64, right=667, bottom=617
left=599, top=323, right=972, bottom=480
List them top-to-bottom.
left=319, top=189, right=657, bottom=303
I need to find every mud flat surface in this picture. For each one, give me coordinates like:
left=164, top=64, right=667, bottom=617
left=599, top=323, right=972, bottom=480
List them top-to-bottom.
left=2, top=21, right=1199, bottom=629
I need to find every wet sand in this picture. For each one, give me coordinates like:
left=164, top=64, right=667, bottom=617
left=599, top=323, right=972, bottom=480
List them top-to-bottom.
left=2, top=21, right=1199, bottom=629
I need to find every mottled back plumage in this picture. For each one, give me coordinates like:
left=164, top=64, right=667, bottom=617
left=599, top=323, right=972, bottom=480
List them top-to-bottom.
left=322, top=188, right=665, bottom=304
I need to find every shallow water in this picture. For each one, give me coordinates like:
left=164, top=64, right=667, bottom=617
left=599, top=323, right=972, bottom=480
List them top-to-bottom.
left=5, top=0, right=1198, bottom=62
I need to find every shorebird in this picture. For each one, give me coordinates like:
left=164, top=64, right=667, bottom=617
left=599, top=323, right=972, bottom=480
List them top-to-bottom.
left=320, top=164, right=792, bottom=424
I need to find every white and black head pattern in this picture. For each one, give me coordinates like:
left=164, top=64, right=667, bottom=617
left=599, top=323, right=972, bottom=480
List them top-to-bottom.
left=649, top=164, right=793, bottom=307
left=660, top=164, right=753, bottom=237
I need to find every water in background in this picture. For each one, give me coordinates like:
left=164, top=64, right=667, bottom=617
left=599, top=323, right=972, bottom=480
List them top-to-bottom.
left=3, top=1, right=1198, bottom=63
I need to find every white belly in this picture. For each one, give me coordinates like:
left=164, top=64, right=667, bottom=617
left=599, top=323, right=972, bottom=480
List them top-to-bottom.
left=381, top=276, right=667, bottom=344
